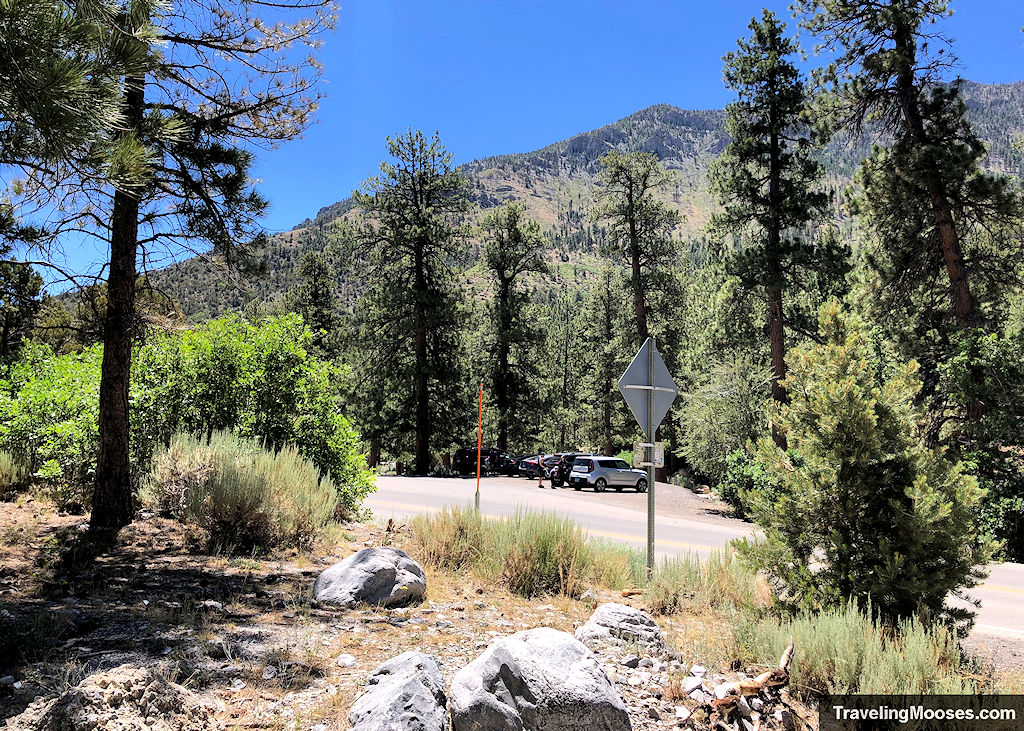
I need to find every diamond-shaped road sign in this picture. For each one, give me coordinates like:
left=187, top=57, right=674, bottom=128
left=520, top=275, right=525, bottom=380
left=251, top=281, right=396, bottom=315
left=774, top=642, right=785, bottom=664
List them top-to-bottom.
left=618, top=338, right=678, bottom=439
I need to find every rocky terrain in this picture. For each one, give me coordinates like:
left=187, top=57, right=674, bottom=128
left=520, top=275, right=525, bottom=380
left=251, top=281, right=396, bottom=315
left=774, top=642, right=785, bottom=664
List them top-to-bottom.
left=0, top=498, right=813, bottom=730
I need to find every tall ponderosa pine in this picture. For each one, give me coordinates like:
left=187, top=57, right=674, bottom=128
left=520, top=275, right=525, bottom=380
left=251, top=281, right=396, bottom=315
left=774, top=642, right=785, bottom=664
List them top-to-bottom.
left=20, top=0, right=336, bottom=529
left=795, top=0, right=1022, bottom=333
left=710, top=10, right=846, bottom=448
left=354, top=131, right=470, bottom=474
left=594, top=151, right=680, bottom=347
left=481, top=203, right=548, bottom=452
left=287, top=251, right=340, bottom=357
left=582, top=265, right=627, bottom=456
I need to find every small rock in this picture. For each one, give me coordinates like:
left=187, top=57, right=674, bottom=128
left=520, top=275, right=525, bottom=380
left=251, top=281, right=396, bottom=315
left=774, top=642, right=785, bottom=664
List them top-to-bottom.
left=200, top=600, right=224, bottom=612
left=575, top=603, right=665, bottom=652
left=435, top=620, right=453, bottom=629
left=336, top=654, right=357, bottom=668
left=620, top=654, right=640, bottom=669
left=639, top=657, right=653, bottom=668
left=689, top=664, right=707, bottom=677
left=261, top=666, right=278, bottom=681
left=628, top=675, right=643, bottom=686
left=681, top=676, right=704, bottom=694
left=230, top=678, right=246, bottom=690
left=691, top=689, right=714, bottom=705
left=750, top=697, right=764, bottom=712
left=647, top=706, right=660, bottom=720
left=675, top=706, right=692, bottom=721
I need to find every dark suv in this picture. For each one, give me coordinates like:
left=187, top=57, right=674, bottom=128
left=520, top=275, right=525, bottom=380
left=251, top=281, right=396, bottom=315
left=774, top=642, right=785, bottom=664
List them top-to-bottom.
left=453, top=447, right=508, bottom=476
left=549, top=452, right=590, bottom=487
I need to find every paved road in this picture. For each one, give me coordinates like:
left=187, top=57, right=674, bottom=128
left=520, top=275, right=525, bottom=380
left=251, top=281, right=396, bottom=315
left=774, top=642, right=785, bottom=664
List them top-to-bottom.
left=367, top=474, right=1024, bottom=643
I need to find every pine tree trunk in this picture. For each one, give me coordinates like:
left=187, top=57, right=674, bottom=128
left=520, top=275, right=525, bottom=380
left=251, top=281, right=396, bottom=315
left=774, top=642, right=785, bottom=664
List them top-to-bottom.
left=893, top=26, right=976, bottom=330
left=91, top=79, right=143, bottom=531
left=767, top=110, right=788, bottom=450
left=630, top=232, right=648, bottom=344
left=413, top=244, right=430, bottom=474
left=495, top=281, right=511, bottom=453
left=767, top=283, right=788, bottom=450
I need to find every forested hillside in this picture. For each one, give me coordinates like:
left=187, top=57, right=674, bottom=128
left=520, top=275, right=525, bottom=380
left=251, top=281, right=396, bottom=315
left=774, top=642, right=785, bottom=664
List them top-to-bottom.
left=155, top=80, right=1024, bottom=320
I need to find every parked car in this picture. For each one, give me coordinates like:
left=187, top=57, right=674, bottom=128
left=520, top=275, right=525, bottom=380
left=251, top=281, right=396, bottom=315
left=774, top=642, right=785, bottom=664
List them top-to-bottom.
left=452, top=447, right=507, bottom=476
left=549, top=452, right=590, bottom=487
left=503, top=455, right=525, bottom=476
left=517, top=455, right=542, bottom=478
left=568, top=456, right=648, bottom=493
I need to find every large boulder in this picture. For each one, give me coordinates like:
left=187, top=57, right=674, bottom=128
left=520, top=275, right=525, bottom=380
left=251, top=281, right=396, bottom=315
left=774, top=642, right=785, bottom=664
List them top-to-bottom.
left=313, top=547, right=426, bottom=608
left=575, top=603, right=664, bottom=653
left=449, top=627, right=631, bottom=731
left=349, top=651, right=447, bottom=731
left=6, top=664, right=215, bottom=731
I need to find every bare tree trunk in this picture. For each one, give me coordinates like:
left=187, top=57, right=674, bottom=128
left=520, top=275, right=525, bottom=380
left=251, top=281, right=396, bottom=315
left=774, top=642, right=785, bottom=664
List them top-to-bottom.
left=91, top=79, right=143, bottom=531
left=767, top=111, right=788, bottom=450
left=629, top=236, right=648, bottom=344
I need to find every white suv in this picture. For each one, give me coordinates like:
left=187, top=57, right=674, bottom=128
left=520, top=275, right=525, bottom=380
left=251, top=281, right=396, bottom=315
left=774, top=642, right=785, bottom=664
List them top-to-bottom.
left=568, top=457, right=648, bottom=493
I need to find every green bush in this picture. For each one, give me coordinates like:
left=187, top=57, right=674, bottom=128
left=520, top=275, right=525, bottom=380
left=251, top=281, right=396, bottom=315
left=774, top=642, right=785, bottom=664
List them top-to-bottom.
left=738, top=302, right=996, bottom=625
left=0, top=314, right=375, bottom=518
left=0, top=343, right=101, bottom=510
left=679, top=353, right=770, bottom=482
left=144, top=431, right=337, bottom=551
left=714, top=449, right=775, bottom=520
left=410, top=505, right=645, bottom=597
left=646, top=550, right=768, bottom=616
left=735, top=602, right=976, bottom=696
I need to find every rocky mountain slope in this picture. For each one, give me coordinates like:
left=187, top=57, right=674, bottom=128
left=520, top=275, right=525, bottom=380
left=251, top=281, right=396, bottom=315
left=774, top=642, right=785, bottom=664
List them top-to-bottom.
left=154, top=80, right=1024, bottom=320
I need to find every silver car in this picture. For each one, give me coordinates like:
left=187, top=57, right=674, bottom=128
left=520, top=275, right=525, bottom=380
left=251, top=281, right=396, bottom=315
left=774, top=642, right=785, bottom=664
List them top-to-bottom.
left=568, top=456, right=648, bottom=493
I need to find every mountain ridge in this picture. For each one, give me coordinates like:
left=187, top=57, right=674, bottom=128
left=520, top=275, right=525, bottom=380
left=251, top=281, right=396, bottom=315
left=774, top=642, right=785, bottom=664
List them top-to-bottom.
left=154, top=79, right=1024, bottom=320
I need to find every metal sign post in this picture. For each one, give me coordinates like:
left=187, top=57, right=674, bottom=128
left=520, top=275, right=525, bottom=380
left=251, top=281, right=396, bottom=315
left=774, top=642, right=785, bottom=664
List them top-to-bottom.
left=618, top=337, right=678, bottom=579
left=475, top=383, right=483, bottom=513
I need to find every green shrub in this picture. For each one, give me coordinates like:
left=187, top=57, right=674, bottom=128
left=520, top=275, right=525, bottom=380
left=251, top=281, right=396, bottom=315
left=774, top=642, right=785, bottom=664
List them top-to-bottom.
left=738, top=302, right=995, bottom=624
left=0, top=314, right=375, bottom=518
left=0, top=343, right=101, bottom=510
left=679, top=353, right=770, bottom=482
left=144, top=431, right=337, bottom=551
left=714, top=449, right=775, bottom=520
left=410, top=506, right=644, bottom=598
left=646, top=550, right=768, bottom=615
left=734, top=602, right=976, bottom=696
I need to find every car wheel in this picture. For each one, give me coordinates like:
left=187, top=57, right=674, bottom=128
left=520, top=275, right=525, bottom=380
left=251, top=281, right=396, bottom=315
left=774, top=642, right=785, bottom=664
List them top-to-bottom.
left=595, top=478, right=607, bottom=493
left=636, top=479, right=648, bottom=493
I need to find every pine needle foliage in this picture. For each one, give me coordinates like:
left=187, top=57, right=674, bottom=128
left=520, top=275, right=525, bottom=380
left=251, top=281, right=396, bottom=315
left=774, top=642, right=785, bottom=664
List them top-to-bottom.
left=737, top=301, right=995, bottom=626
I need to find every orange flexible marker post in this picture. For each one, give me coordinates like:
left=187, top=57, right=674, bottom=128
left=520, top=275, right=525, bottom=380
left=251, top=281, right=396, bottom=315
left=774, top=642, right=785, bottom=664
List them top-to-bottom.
left=475, top=383, right=483, bottom=512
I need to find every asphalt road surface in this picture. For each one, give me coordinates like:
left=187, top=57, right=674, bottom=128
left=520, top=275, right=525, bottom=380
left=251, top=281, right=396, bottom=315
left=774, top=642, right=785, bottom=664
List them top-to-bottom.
left=367, top=474, right=1024, bottom=646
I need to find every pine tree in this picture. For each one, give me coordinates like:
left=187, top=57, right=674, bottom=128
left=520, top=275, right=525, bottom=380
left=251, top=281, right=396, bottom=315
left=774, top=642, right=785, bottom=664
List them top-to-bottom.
left=31, top=0, right=336, bottom=529
left=794, top=0, right=1022, bottom=333
left=710, top=10, right=848, bottom=448
left=353, top=130, right=471, bottom=474
left=594, top=151, right=680, bottom=347
left=480, top=203, right=549, bottom=452
left=287, top=251, right=340, bottom=357
left=581, top=266, right=628, bottom=456
left=738, top=301, right=995, bottom=625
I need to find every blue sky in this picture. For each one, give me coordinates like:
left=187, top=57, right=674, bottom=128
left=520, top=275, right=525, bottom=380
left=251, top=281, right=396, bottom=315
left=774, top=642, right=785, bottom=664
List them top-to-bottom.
left=48, top=0, right=1024, bottom=278
left=253, top=0, right=1023, bottom=234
